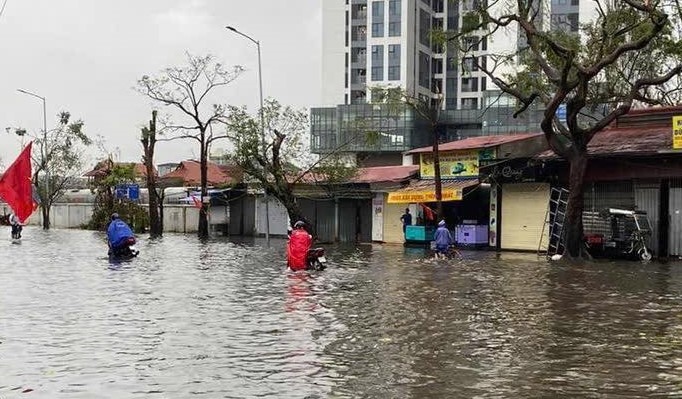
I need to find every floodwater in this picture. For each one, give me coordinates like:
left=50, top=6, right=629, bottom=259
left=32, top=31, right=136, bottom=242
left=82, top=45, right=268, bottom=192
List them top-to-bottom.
left=3, top=230, right=682, bottom=398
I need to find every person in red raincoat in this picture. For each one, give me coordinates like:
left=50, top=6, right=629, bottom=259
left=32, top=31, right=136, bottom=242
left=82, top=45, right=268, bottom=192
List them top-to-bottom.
left=287, top=221, right=312, bottom=271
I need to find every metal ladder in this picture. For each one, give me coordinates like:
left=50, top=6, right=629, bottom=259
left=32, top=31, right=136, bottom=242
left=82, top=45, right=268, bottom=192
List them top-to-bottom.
left=538, top=187, right=569, bottom=259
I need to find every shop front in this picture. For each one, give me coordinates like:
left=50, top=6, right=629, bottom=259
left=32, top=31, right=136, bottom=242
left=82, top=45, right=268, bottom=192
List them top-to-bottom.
left=387, top=179, right=485, bottom=246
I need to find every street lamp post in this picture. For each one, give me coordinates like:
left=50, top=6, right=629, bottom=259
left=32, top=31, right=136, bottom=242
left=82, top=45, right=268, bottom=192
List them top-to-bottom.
left=226, top=25, right=270, bottom=245
left=17, top=88, right=48, bottom=227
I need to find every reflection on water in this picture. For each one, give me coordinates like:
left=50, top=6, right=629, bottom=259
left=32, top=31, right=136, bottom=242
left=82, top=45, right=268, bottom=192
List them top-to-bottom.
left=3, top=229, right=682, bottom=397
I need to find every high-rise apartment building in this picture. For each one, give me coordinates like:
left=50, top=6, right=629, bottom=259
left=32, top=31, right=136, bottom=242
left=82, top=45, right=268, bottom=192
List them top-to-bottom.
left=313, top=0, right=593, bottom=162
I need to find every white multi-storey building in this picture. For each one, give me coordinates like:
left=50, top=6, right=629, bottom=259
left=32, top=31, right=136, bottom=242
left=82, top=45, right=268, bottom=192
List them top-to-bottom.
left=312, top=0, right=596, bottom=162
left=321, top=0, right=595, bottom=111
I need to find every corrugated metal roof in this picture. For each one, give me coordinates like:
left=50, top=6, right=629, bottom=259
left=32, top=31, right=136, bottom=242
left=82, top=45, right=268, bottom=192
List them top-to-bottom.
left=538, top=125, right=673, bottom=159
left=406, top=133, right=543, bottom=154
left=396, top=178, right=479, bottom=192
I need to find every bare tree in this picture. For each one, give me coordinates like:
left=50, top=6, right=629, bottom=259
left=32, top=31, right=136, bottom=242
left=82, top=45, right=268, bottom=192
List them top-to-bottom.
left=447, top=0, right=682, bottom=259
left=137, top=53, right=243, bottom=238
left=141, top=110, right=162, bottom=237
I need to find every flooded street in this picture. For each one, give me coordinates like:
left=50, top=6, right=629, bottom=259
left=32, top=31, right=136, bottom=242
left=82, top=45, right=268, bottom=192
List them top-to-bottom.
left=3, top=229, right=682, bottom=398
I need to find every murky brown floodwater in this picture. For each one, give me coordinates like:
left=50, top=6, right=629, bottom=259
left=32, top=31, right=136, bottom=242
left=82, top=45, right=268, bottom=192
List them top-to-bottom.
left=2, top=228, right=682, bottom=398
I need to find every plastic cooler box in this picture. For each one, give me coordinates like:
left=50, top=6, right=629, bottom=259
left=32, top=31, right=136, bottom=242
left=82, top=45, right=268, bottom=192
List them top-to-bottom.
left=405, top=225, right=435, bottom=242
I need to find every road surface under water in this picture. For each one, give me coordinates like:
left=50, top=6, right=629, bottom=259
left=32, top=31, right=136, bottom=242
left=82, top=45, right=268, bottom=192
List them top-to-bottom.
left=2, top=228, right=682, bottom=398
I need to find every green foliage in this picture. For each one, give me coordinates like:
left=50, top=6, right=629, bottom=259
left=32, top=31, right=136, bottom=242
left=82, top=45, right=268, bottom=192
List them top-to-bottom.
left=32, top=111, right=91, bottom=213
left=86, top=160, right=148, bottom=232
left=87, top=201, right=149, bottom=233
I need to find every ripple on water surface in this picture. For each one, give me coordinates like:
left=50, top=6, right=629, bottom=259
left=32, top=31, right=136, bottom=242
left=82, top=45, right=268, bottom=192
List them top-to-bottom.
left=3, top=229, right=682, bottom=398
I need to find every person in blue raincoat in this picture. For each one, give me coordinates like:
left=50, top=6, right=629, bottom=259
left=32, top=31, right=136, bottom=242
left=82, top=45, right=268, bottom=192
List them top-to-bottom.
left=107, top=213, right=135, bottom=255
left=433, top=220, right=454, bottom=259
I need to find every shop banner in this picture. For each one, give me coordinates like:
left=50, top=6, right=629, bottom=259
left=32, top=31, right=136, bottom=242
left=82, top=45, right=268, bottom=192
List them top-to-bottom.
left=674, top=115, right=682, bottom=150
left=420, top=149, right=479, bottom=178
left=387, top=188, right=463, bottom=204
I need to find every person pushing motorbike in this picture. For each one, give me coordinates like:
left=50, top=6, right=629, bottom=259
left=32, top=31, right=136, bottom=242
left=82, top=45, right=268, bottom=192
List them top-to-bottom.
left=107, top=213, right=136, bottom=257
left=287, top=221, right=312, bottom=271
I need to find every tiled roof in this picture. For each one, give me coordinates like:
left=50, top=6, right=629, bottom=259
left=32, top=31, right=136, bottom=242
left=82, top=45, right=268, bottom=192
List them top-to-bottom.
left=406, top=133, right=543, bottom=154
left=159, top=160, right=236, bottom=186
left=83, top=162, right=151, bottom=178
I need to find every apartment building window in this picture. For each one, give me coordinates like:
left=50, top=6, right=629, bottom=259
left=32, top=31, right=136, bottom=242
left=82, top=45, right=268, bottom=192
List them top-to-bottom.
left=389, top=0, right=402, bottom=36
left=389, top=0, right=401, bottom=15
left=433, top=0, right=443, bottom=12
left=571, top=0, right=579, bottom=5
left=372, top=1, right=384, bottom=37
left=419, top=9, right=430, bottom=46
left=352, top=25, right=367, bottom=41
left=462, top=36, right=479, bottom=51
left=481, top=37, right=487, bottom=50
left=388, top=44, right=401, bottom=80
left=371, top=45, right=384, bottom=81
left=351, top=48, right=364, bottom=63
left=418, top=51, right=430, bottom=88
left=463, top=56, right=479, bottom=72
left=446, top=57, right=456, bottom=71
left=432, top=58, right=443, bottom=74
left=461, top=77, right=478, bottom=92
left=481, top=77, right=487, bottom=91
left=461, top=97, right=478, bottom=109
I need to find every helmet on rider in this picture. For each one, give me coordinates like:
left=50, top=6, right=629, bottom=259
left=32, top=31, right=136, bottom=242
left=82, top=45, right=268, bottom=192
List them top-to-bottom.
left=111, top=212, right=120, bottom=221
left=293, top=220, right=305, bottom=229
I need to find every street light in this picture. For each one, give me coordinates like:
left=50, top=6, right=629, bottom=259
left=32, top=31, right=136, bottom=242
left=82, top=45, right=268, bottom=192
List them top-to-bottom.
left=226, top=25, right=270, bottom=245
left=17, top=88, right=48, bottom=227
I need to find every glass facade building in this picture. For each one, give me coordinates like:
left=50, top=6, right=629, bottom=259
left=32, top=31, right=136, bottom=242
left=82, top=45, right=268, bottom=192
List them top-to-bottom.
left=310, top=99, right=545, bottom=155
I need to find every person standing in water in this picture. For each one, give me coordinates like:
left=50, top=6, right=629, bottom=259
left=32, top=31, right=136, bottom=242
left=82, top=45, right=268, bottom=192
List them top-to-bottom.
left=400, top=208, right=412, bottom=236
left=9, top=212, right=22, bottom=239
left=433, top=220, right=454, bottom=259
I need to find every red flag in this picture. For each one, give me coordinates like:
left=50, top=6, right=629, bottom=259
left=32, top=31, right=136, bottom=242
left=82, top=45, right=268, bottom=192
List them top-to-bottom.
left=0, top=143, right=35, bottom=223
left=191, top=195, right=202, bottom=209
left=420, top=203, right=435, bottom=221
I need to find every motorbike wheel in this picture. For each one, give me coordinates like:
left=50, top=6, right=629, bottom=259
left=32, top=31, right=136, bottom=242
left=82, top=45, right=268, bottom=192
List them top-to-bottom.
left=638, top=247, right=652, bottom=262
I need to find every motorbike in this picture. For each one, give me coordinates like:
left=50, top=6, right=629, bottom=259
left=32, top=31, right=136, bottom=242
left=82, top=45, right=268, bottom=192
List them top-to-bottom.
left=584, top=208, right=652, bottom=262
left=109, top=237, right=139, bottom=259
left=306, top=247, right=327, bottom=271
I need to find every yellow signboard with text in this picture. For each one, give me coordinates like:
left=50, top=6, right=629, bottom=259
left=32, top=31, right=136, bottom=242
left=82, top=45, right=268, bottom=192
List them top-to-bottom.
left=674, top=115, right=682, bottom=150
left=420, top=149, right=479, bottom=178
left=387, top=188, right=463, bottom=204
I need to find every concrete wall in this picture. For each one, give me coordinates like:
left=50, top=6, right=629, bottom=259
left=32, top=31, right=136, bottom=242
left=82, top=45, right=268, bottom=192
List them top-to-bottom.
left=1, top=203, right=202, bottom=233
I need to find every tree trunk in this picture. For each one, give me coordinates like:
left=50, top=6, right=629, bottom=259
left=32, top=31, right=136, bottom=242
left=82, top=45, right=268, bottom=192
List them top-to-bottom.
left=143, top=111, right=162, bottom=238
left=198, top=137, right=209, bottom=239
left=564, top=152, right=588, bottom=259
left=277, top=190, right=314, bottom=235
left=158, top=192, right=165, bottom=233
left=41, top=203, right=50, bottom=230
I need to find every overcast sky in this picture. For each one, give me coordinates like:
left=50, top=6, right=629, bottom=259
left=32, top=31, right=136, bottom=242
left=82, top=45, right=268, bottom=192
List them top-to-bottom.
left=0, top=0, right=322, bottom=168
